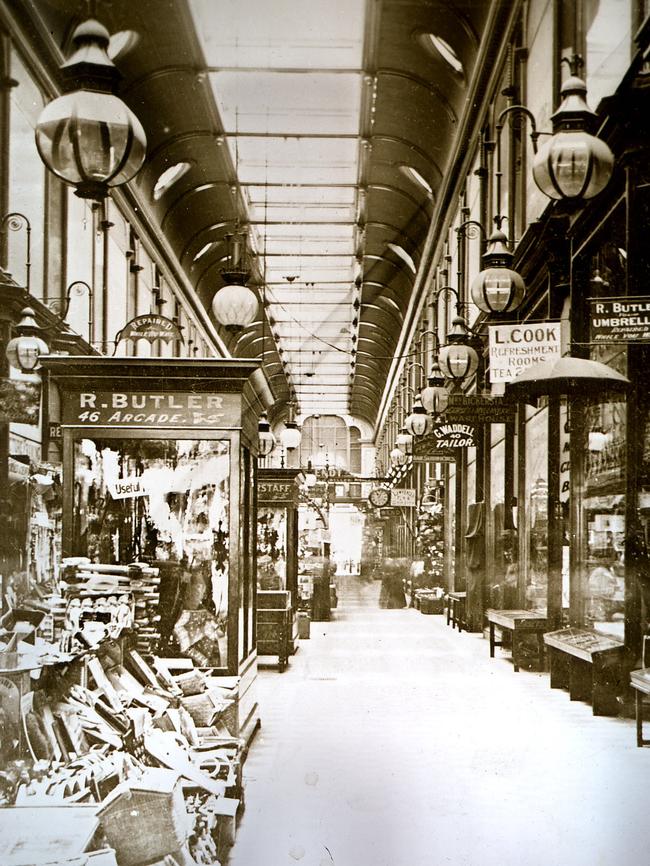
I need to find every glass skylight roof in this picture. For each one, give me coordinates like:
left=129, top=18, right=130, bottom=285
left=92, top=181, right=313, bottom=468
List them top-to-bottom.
left=190, top=0, right=366, bottom=416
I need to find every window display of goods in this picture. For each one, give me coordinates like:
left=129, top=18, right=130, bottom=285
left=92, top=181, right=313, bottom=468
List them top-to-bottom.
left=60, top=559, right=161, bottom=654
left=0, top=619, right=245, bottom=865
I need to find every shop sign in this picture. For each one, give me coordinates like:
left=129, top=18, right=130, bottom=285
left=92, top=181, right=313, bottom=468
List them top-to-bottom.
left=589, top=296, right=650, bottom=343
left=115, top=314, right=184, bottom=346
left=488, top=322, right=561, bottom=383
left=0, top=378, right=40, bottom=424
left=62, top=391, right=240, bottom=428
left=443, top=394, right=516, bottom=424
left=431, top=422, right=476, bottom=449
left=412, top=436, right=456, bottom=463
left=8, top=457, right=30, bottom=479
left=108, top=475, right=149, bottom=499
left=258, top=480, right=297, bottom=504
left=391, top=488, right=416, bottom=507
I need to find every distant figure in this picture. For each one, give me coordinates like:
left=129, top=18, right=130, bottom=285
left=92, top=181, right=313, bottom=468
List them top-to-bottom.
left=312, top=556, right=333, bottom=621
left=379, top=558, right=407, bottom=609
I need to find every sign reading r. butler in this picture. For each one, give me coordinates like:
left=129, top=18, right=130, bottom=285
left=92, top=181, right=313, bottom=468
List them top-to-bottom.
left=589, top=296, right=650, bottom=343
left=63, top=391, right=241, bottom=428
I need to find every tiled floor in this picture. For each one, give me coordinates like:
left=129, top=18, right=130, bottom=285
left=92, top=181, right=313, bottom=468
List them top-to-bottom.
left=229, top=576, right=650, bottom=866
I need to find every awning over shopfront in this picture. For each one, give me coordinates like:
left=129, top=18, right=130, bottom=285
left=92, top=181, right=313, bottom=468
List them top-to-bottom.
left=505, top=356, right=631, bottom=402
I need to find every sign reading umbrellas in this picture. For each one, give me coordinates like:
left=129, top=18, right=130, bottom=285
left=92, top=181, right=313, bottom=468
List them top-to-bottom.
left=589, top=296, right=650, bottom=343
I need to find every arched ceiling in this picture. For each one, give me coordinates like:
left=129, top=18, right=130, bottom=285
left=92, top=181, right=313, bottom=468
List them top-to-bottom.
left=26, top=0, right=502, bottom=431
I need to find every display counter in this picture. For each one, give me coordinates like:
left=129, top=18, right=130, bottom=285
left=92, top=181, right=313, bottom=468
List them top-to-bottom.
left=43, top=356, right=270, bottom=744
left=257, top=468, right=301, bottom=654
left=486, top=609, right=548, bottom=672
left=544, top=627, right=626, bottom=716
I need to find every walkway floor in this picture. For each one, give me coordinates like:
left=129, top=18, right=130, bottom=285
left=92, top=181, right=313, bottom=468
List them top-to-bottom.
left=229, top=576, right=650, bottom=866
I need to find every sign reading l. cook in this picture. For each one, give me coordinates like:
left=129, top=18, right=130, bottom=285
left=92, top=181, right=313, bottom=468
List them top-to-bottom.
left=589, top=296, right=650, bottom=343
left=488, top=321, right=561, bottom=384
left=62, top=391, right=241, bottom=428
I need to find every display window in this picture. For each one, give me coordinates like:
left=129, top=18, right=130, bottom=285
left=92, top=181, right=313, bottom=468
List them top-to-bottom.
left=582, top=350, right=627, bottom=638
left=524, top=406, right=548, bottom=610
left=72, top=437, right=231, bottom=666
left=257, top=508, right=288, bottom=590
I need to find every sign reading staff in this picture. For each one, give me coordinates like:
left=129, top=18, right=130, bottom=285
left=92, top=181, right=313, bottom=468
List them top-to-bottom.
left=488, top=322, right=561, bottom=384
left=63, top=390, right=241, bottom=427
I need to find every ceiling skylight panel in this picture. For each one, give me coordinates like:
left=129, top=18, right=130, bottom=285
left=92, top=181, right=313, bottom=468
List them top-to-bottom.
left=190, top=0, right=364, bottom=69
left=211, top=73, right=361, bottom=135
left=238, top=161, right=358, bottom=186
left=248, top=186, right=356, bottom=205
left=248, top=203, right=356, bottom=223
left=261, top=222, right=354, bottom=239
left=263, top=239, right=355, bottom=257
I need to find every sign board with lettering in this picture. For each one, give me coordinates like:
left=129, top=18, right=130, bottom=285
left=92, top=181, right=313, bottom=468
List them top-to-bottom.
left=589, top=296, right=650, bottom=343
left=115, top=314, right=184, bottom=345
left=488, top=322, right=561, bottom=383
left=0, top=378, right=40, bottom=424
left=62, top=391, right=241, bottom=428
left=443, top=394, right=517, bottom=424
left=430, top=422, right=476, bottom=449
left=412, top=435, right=456, bottom=463
left=258, top=469, right=302, bottom=506
left=108, top=475, right=149, bottom=499
left=258, top=480, right=297, bottom=504
left=391, top=488, right=416, bottom=507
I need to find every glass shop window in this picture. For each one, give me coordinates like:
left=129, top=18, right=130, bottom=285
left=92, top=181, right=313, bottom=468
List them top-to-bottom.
left=559, top=0, right=633, bottom=109
left=8, top=49, right=46, bottom=294
left=582, top=358, right=627, bottom=639
left=524, top=406, right=548, bottom=611
left=73, top=437, right=230, bottom=667
left=257, top=508, right=288, bottom=590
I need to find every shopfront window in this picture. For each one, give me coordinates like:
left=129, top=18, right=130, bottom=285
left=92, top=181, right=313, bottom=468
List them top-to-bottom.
left=559, top=0, right=632, bottom=109
left=8, top=49, right=46, bottom=294
left=582, top=346, right=627, bottom=637
left=525, top=406, right=548, bottom=610
left=72, top=437, right=230, bottom=666
left=257, top=508, right=287, bottom=590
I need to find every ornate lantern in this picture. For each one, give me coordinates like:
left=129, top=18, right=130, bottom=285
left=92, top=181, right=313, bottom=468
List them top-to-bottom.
left=35, top=20, right=146, bottom=200
left=532, top=71, right=614, bottom=201
left=470, top=229, right=525, bottom=313
left=211, top=232, right=259, bottom=331
left=5, top=307, right=50, bottom=372
left=438, top=315, right=479, bottom=383
left=420, top=360, right=448, bottom=415
left=405, top=396, right=433, bottom=437
left=279, top=403, right=302, bottom=450
left=257, top=411, right=276, bottom=456
left=395, top=424, right=413, bottom=453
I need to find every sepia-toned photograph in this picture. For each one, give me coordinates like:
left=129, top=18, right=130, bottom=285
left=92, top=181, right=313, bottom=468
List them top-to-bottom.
left=0, top=1, right=649, bottom=864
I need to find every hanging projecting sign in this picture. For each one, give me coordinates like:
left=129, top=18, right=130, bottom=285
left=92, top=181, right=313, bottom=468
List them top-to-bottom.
left=589, top=296, right=650, bottom=343
left=115, top=314, right=184, bottom=346
left=488, top=322, right=561, bottom=383
left=0, top=379, right=41, bottom=424
left=62, top=390, right=241, bottom=428
left=443, top=394, right=516, bottom=424
left=430, top=422, right=476, bottom=449
left=411, top=435, right=455, bottom=463
left=108, top=475, right=150, bottom=499
left=258, top=480, right=298, bottom=504
left=390, top=488, right=416, bottom=507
